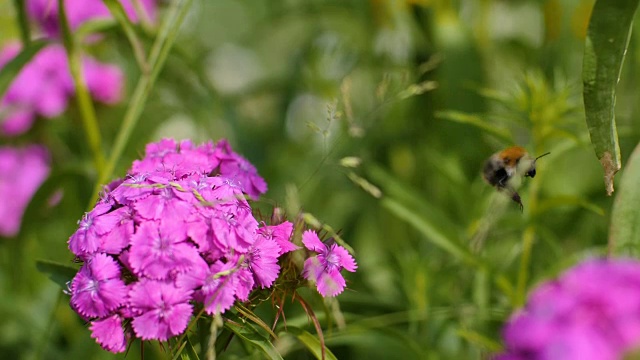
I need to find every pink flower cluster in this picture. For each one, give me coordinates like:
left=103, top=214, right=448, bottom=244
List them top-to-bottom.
left=27, top=0, right=157, bottom=37
left=0, top=43, right=123, bottom=136
left=66, top=139, right=356, bottom=353
left=0, top=145, right=50, bottom=237
left=497, top=259, right=640, bottom=360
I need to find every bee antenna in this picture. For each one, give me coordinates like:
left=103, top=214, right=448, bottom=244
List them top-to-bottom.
left=535, top=152, right=551, bottom=161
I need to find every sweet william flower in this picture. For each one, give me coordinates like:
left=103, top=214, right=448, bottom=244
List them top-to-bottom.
left=27, top=0, right=157, bottom=37
left=0, top=43, right=124, bottom=136
left=66, top=138, right=357, bottom=353
left=215, top=139, right=267, bottom=200
left=0, top=145, right=50, bottom=237
left=68, top=202, right=121, bottom=258
left=129, top=220, right=201, bottom=280
left=257, top=221, right=299, bottom=255
left=302, top=230, right=357, bottom=297
left=246, top=235, right=281, bottom=288
left=70, top=253, right=128, bottom=318
left=497, top=259, right=640, bottom=360
left=200, top=261, right=240, bottom=315
left=128, top=279, right=193, bottom=341
left=89, top=314, right=126, bottom=353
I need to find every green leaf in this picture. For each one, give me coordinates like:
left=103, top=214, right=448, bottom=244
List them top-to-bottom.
left=582, top=0, right=640, bottom=195
left=0, top=39, right=48, bottom=99
left=610, top=142, right=640, bottom=256
left=35, top=260, right=78, bottom=288
left=235, top=304, right=278, bottom=339
left=224, top=314, right=283, bottom=360
left=282, top=326, right=338, bottom=360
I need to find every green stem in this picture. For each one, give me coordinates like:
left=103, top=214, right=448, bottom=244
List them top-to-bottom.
left=12, top=0, right=31, bottom=45
left=58, top=0, right=106, bottom=179
left=87, top=0, right=193, bottom=207
left=102, top=0, right=149, bottom=72
left=515, top=226, right=535, bottom=307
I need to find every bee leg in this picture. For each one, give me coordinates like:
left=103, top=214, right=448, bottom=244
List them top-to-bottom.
left=498, top=185, right=524, bottom=212
left=511, top=191, right=524, bottom=213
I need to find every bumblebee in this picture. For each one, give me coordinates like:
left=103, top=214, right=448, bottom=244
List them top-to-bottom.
left=482, top=146, right=550, bottom=211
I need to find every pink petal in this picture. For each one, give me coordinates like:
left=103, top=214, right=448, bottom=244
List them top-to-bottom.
left=302, top=230, right=325, bottom=252
left=332, top=245, right=357, bottom=272
left=316, top=270, right=347, bottom=297
left=89, top=314, right=126, bottom=353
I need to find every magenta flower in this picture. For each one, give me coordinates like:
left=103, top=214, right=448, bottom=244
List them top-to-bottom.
left=27, top=0, right=157, bottom=37
left=0, top=43, right=124, bottom=136
left=65, top=138, right=357, bottom=353
left=215, top=139, right=268, bottom=200
left=0, top=145, right=50, bottom=237
left=133, top=185, right=194, bottom=222
left=68, top=202, right=121, bottom=258
left=129, top=221, right=200, bottom=279
left=257, top=221, right=299, bottom=255
left=302, top=230, right=357, bottom=297
left=246, top=235, right=281, bottom=288
left=70, top=253, right=128, bottom=318
left=497, top=259, right=640, bottom=360
left=200, top=261, right=239, bottom=315
left=129, top=279, right=193, bottom=341
left=89, top=314, right=126, bottom=353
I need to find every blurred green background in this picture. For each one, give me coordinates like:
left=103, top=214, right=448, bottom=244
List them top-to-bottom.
left=2, top=0, right=638, bottom=358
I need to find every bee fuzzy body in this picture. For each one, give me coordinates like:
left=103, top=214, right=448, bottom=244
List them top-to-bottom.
left=482, top=146, right=549, bottom=211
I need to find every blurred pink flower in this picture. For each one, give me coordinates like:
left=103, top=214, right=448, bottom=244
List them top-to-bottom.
left=27, top=0, right=157, bottom=37
left=0, top=43, right=124, bottom=136
left=0, top=145, right=50, bottom=237
left=497, top=259, right=640, bottom=360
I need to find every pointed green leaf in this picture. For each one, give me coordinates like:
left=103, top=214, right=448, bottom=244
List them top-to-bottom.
left=583, top=0, right=640, bottom=195
left=610, top=142, right=640, bottom=256
left=36, top=260, right=78, bottom=288
left=224, top=314, right=283, bottom=360
left=282, top=326, right=338, bottom=360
